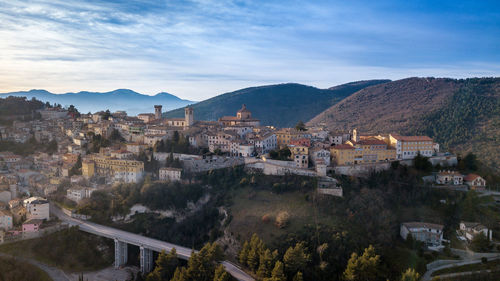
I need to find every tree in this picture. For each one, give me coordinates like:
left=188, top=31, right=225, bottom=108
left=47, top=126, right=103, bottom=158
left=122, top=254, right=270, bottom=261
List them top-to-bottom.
left=295, top=121, right=306, bottom=131
left=46, top=139, right=58, bottom=154
left=413, top=153, right=432, bottom=172
left=463, top=153, right=479, bottom=171
left=69, top=154, right=82, bottom=176
left=275, top=211, right=290, bottom=228
left=470, top=232, right=491, bottom=252
left=238, top=241, right=250, bottom=266
left=283, top=242, right=310, bottom=276
left=343, top=245, right=381, bottom=281
left=146, top=248, right=179, bottom=281
left=256, top=249, right=274, bottom=279
left=264, top=261, right=286, bottom=281
left=213, top=264, right=230, bottom=281
left=400, top=268, right=420, bottom=281
left=293, top=272, right=304, bottom=281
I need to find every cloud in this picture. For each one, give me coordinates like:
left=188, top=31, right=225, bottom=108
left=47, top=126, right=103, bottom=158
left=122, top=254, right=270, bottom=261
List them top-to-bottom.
left=0, top=0, right=499, bottom=100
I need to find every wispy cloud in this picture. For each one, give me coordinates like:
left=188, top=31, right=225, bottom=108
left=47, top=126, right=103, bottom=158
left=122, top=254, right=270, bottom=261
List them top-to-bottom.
left=0, top=0, right=499, bottom=99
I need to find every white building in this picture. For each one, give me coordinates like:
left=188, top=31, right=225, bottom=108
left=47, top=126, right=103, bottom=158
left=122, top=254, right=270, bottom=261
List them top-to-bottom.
left=252, top=132, right=277, bottom=155
left=238, top=144, right=255, bottom=157
left=310, top=147, right=331, bottom=166
left=294, top=154, right=308, bottom=169
left=159, top=167, right=182, bottom=182
left=436, top=170, right=463, bottom=185
left=464, top=174, right=487, bottom=188
left=66, top=187, right=94, bottom=203
left=23, top=197, right=50, bottom=221
left=400, top=222, right=444, bottom=247
left=459, top=222, right=492, bottom=241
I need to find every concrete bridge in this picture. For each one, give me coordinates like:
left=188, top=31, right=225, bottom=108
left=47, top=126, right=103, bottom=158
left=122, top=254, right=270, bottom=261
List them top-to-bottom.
left=51, top=205, right=253, bottom=281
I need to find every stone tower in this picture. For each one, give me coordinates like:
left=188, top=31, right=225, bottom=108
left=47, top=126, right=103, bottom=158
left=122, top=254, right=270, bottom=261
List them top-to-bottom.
left=154, top=105, right=162, bottom=120
left=184, top=106, right=194, bottom=127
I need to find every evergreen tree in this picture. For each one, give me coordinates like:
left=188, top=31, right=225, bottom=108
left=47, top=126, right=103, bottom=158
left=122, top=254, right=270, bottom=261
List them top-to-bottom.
left=238, top=241, right=250, bottom=265
left=283, top=242, right=310, bottom=276
left=343, top=245, right=381, bottom=281
left=146, top=248, right=178, bottom=281
left=256, top=249, right=274, bottom=279
left=264, top=261, right=286, bottom=281
left=213, top=264, right=230, bottom=281
left=400, top=268, right=419, bottom=281
left=293, top=272, right=304, bottom=281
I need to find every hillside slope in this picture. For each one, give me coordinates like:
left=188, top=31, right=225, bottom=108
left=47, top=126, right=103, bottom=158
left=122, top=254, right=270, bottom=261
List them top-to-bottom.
left=308, top=77, right=500, bottom=170
left=165, top=80, right=389, bottom=127
left=0, top=89, right=194, bottom=115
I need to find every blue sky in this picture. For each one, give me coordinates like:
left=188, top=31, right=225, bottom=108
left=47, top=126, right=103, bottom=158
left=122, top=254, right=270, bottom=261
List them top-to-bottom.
left=0, top=0, right=499, bottom=100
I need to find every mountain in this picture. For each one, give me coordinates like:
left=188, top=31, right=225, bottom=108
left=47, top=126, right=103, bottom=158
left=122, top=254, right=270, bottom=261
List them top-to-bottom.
left=308, top=77, right=500, bottom=171
left=164, top=80, right=390, bottom=127
left=0, top=89, right=195, bottom=115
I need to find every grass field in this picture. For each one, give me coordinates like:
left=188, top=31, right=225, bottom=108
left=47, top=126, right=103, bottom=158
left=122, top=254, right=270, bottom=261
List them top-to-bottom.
left=227, top=186, right=339, bottom=246
left=0, top=227, right=113, bottom=272
left=0, top=256, right=52, bottom=281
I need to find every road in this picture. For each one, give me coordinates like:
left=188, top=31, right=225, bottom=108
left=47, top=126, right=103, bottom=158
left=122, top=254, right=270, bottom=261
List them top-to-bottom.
left=51, top=204, right=254, bottom=281
left=421, top=256, right=500, bottom=281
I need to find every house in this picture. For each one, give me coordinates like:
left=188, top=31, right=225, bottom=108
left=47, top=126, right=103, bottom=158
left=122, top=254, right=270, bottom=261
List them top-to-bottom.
left=309, top=147, right=331, bottom=166
left=294, top=154, right=308, bottom=169
left=159, top=167, right=182, bottom=182
left=436, top=170, right=464, bottom=185
left=464, top=174, right=486, bottom=189
left=67, top=187, right=95, bottom=203
left=23, top=197, right=50, bottom=220
left=0, top=210, right=13, bottom=230
left=22, top=218, right=43, bottom=233
left=400, top=222, right=444, bottom=247
left=459, top=222, right=492, bottom=241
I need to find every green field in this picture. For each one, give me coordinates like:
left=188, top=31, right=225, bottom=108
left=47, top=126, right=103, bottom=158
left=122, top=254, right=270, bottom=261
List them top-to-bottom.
left=227, top=186, right=339, bottom=245
left=0, top=227, right=113, bottom=272
left=0, top=256, right=52, bottom=281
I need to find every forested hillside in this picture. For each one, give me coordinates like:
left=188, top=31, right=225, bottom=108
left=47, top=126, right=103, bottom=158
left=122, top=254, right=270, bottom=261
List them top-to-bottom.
left=308, top=77, right=500, bottom=171
left=165, top=80, right=389, bottom=127
left=0, top=96, right=45, bottom=125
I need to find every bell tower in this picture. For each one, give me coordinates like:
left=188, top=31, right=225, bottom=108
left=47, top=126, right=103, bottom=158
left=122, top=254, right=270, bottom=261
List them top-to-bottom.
left=184, top=106, right=194, bottom=127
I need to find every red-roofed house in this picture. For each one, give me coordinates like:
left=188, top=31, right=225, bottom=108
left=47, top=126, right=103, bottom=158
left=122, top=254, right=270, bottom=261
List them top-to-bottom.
left=464, top=174, right=486, bottom=188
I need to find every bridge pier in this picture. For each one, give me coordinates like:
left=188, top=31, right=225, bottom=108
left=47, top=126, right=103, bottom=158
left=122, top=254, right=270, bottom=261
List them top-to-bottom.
left=114, top=239, right=128, bottom=268
left=140, top=246, right=153, bottom=273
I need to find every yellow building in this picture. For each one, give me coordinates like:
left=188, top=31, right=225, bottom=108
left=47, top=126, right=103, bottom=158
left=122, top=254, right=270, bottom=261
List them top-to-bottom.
left=275, top=128, right=309, bottom=148
left=331, top=139, right=396, bottom=166
left=330, top=144, right=356, bottom=165
left=289, top=145, right=309, bottom=157
left=82, top=156, right=144, bottom=183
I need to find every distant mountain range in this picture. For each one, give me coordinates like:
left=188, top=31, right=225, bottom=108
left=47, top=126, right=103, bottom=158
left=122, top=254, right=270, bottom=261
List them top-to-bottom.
left=308, top=77, right=500, bottom=171
left=165, top=80, right=390, bottom=127
left=0, top=89, right=195, bottom=115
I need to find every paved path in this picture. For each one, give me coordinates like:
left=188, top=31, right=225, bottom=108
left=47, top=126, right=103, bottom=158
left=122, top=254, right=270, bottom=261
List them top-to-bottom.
left=51, top=204, right=254, bottom=281
left=0, top=252, right=70, bottom=281
left=421, top=256, right=500, bottom=281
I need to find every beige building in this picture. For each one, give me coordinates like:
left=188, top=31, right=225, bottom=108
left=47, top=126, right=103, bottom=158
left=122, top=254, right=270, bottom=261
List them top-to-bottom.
left=218, top=104, right=260, bottom=127
left=389, top=134, right=434, bottom=160
left=82, top=155, right=144, bottom=183
left=159, top=167, right=182, bottom=182
left=0, top=210, right=13, bottom=230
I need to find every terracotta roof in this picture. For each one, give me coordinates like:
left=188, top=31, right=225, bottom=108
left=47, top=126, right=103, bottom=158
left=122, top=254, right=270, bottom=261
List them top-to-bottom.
left=391, top=134, right=432, bottom=142
left=355, top=139, right=387, bottom=145
left=331, top=144, right=355, bottom=150
left=464, top=174, right=481, bottom=181
left=402, top=222, right=444, bottom=230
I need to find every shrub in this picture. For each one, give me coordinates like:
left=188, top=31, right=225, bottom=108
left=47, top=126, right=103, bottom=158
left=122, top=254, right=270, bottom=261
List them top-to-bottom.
left=275, top=211, right=290, bottom=228
left=261, top=214, right=271, bottom=223
left=481, top=257, right=488, bottom=264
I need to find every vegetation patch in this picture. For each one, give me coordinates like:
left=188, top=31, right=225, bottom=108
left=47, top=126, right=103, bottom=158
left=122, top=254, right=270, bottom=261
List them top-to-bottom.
left=0, top=227, right=113, bottom=272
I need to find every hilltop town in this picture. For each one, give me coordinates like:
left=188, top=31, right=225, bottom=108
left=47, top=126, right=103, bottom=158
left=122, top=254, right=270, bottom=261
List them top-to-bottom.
left=0, top=98, right=497, bottom=281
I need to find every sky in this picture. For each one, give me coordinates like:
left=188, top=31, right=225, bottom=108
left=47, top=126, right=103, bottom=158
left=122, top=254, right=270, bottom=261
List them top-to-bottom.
left=0, top=0, right=499, bottom=100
